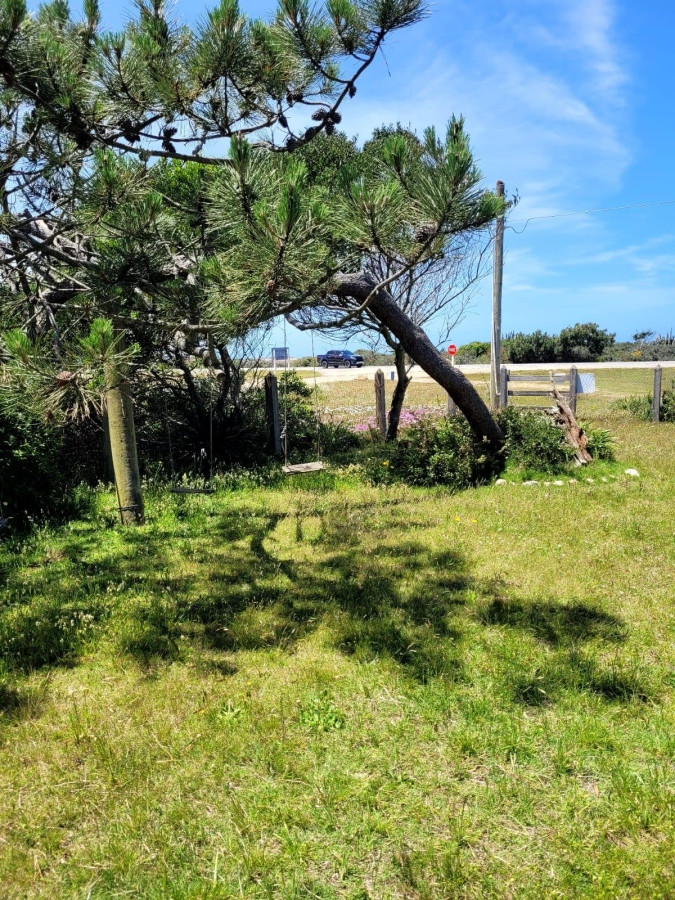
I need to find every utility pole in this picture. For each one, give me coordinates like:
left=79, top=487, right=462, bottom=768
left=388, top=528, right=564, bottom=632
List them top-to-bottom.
left=490, top=180, right=505, bottom=408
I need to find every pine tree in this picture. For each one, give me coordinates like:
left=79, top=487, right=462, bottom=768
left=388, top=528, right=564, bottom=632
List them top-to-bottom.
left=1, top=0, right=430, bottom=521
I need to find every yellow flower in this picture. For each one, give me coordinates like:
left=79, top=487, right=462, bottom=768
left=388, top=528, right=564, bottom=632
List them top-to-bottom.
left=382, top=461, right=389, bottom=467
left=471, top=519, right=477, bottom=524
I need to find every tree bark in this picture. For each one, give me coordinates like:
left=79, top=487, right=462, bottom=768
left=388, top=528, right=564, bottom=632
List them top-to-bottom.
left=333, top=273, right=503, bottom=451
left=386, top=344, right=411, bottom=441
left=105, top=362, right=145, bottom=525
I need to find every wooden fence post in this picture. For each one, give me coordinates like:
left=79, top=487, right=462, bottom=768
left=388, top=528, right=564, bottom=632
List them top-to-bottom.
left=653, top=365, right=662, bottom=423
left=499, top=366, right=508, bottom=408
left=569, top=366, right=578, bottom=414
left=374, top=369, right=387, bottom=438
left=265, top=372, right=282, bottom=456
left=446, top=393, right=457, bottom=417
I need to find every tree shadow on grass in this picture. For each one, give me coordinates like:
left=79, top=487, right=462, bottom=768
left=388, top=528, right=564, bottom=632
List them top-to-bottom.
left=0, top=497, right=652, bottom=703
left=478, top=597, right=627, bottom=646
left=477, top=598, right=652, bottom=705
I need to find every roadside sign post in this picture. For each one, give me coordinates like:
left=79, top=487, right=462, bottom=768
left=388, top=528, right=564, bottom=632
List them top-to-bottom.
left=490, top=180, right=505, bottom=408
left=448, top=344, right=457, bottom=367
left=272, top=347, right=289, bottom=371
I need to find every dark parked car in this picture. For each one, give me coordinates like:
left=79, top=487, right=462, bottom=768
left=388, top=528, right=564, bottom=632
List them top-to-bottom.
left=316, top=349, right=365, bottom=369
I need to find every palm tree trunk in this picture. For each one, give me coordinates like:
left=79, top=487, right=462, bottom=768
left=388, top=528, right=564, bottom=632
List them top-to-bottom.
left=386, top=344, right=411, bottom=441
left=105, top=362, right=144, bottom=525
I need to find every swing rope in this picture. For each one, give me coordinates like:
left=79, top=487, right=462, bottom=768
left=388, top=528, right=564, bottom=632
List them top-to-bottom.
left=281, top=318, right=325, bottom=475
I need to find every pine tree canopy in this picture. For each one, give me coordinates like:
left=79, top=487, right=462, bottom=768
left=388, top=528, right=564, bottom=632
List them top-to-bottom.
left=0, top=0, right=429, bottom=162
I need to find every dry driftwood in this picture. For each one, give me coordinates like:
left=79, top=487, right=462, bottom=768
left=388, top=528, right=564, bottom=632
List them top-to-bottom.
left=553, top=385, right=592, bottom=465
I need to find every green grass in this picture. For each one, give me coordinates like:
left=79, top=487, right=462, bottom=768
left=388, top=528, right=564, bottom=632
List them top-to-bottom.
left=0, top=371, right=673, bottom=898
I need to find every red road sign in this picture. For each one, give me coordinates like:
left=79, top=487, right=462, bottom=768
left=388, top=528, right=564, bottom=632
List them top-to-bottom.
left=448, top=344, right=457, bottom=356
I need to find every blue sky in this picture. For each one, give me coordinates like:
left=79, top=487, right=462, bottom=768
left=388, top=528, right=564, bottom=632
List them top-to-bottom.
left=67, top=1, right=675, bottom=355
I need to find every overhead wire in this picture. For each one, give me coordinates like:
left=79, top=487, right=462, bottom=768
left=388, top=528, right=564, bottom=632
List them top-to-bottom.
left=507, top=198, right=675, bottom=235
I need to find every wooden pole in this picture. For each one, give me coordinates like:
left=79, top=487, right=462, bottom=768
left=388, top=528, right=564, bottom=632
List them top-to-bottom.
left=490, top=180, right=505, bottom=408
left=499, top=365, right=508, bottom=408
left=653, top=365, right=662, bottom=423
left=569, top=366, right=578, bottom=415
left=374, top=369, right=387, bottom=438
left=265, top=372, right=282, bottom=456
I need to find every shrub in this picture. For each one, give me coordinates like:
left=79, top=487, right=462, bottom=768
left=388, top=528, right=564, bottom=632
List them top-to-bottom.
left=556, top=323, right=614, bottom=362
left=504, top=330, right=557, bottom=364
left=456, top=341, right=490, bottom=363
left=661, top=379, right=675, bottom=422
left=614, top=380, right=675, bottom=423
left=614, top=395, right=652, bottom=421
left=0, top=402, right=100, bottom=528
left=497, top=407, right=570, bottom=473
left=390, top=416, right=501, bottom=489
left=582, top=424, right=615, bottom=461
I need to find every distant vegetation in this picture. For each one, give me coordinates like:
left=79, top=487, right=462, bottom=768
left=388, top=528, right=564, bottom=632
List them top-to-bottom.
left=456, top=325, right=675, bottom=365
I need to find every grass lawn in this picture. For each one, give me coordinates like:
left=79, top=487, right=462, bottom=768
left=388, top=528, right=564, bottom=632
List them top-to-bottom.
left=0, top=370, right=673, bottom=898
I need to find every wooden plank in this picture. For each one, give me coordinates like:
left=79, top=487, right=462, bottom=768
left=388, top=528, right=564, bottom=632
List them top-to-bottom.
left=653, top=365, right=662, bottom=423
left=499, top=366, right=508, bottom=408
left=569, top=366, right=578, bottom=414
left=374, top=369, right=387, bottom=437
left=264, top=372, right=282, bottom=457
left=508, top=374, right=568, bottom=383
left=508, top=390, right=557, bottom=397
left=282, top=461, right=326, bottom=475
left=170, top=487, right=216, bottom=495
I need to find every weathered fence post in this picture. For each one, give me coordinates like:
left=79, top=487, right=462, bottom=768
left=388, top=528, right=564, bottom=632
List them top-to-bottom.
left=653, top=365, right=662, bottom=423
left=499, top=366, right=508, bottom=408
left=569, top=366, right=578, bottom=414
left=374, top=369, right=387, bottom=438
left=264, top=372, right=282, bottom=456
left=446, top=393, right=457, bottom=417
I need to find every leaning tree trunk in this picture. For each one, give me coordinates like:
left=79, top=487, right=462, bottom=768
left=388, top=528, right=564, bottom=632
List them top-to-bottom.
left=334, top=273, right=504, bottom=452
left=386, top=344, right=411, bottom=441
left=104, top=361, right=144, bottom=525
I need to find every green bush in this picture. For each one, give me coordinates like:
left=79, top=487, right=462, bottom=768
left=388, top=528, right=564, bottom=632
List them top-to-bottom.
left=556, top=323, right=614, bottom=362
left=504, top=330, right=557, bottom=364
left=456, top=341, right=490, bottom=363
left=661, top=379, right=675, bottom=422
left=614, top=380, right=675, bottom=423
left=0, top=403, right=100, bottom=528
left=497, top=407, right=570, bottom=473
left=390, top=416, right=501, bottom=489
left=582, top=423, right=615, bottom=461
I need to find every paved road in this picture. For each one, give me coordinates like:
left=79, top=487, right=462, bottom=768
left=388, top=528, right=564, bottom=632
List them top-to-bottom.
left=289, top=360, right=675, bottom=384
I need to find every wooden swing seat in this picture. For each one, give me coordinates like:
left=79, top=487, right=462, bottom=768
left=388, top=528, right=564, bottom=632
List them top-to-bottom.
left=282, top=461, right=326, bottom=475
left=170, top=486, right=216, bottom=495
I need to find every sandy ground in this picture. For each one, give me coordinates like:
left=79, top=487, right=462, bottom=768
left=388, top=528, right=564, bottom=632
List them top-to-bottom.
left=280, top=360, right=675, bottom=384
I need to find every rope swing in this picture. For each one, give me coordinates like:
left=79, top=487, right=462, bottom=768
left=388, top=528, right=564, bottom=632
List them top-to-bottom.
left=281, top=319, right=326, bottom=475
left=167, top=364, right=216, bottom=495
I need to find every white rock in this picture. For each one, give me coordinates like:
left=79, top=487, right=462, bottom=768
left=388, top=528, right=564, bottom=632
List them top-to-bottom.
left=624, top=468, right=640, bottom=478
left=601, top=477, right=608, bottom=483
left=586, top=478, right=595, bottom=483
left=495, top=479, right=507, bottom=486
left=523, top=480, right=540, bottom=486
left=553, top=480, right=564, bottom=486
left=568, top=480, right=578, bottom=485
left=544, top=481, right=551, bottom=486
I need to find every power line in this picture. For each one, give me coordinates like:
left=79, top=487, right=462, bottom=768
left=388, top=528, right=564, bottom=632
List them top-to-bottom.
left=508, top=198, right=675, bottom=234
